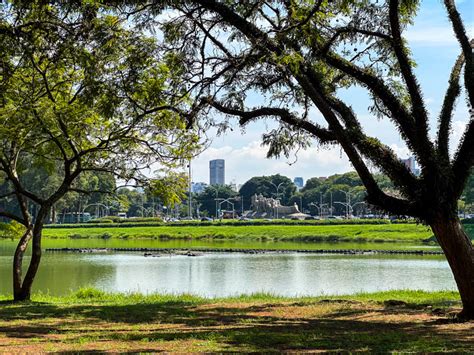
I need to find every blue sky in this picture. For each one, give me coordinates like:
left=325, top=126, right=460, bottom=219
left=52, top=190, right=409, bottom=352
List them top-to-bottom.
left=190, top=0, right=473, bottom=186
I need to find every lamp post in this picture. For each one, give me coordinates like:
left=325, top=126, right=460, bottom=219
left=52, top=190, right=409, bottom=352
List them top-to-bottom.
left=187, top=160, right=192, bottom=219
left=269, top=181, right=284, bottom=219
left=208, top=185, right=219, bottom=218
left=336, top=189, right=352, bottom=218
left=329, top=191, right=333, bottom=217
left=219, top=198, right=235, bottom=219
left=309, top=201, right=327, bottom=218
left=333, top=201, right=349, bottom=218
left=309, top=202, right=320, bottom=216
left=351, top=202, right=367, bottom=217
left=82, top=203, right=110, bottom=220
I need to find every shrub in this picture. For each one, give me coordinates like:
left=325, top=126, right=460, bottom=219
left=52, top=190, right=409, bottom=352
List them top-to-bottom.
left=0, top=221, right=25, bottom=238
left=74, top=287, right=107, bottom=299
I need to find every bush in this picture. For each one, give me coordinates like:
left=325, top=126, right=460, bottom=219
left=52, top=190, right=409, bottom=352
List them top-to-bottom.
left=462, top=217, right=474, bottom=224
left=87, top=218, right=114, bottom=224
left=0, top=221, right=25, bottom=238
left=68, top=233, right=89, bottom=239
left=74, top=287, right=107, bottom=299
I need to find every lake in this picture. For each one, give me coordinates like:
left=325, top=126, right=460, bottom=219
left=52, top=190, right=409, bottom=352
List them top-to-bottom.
left=0, top=239, right=455, bottom=297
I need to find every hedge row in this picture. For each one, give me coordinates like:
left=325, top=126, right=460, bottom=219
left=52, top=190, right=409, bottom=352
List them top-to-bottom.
left=87, top=216, right=164, bottom=224
left=44, top=218, right=409, bottom=229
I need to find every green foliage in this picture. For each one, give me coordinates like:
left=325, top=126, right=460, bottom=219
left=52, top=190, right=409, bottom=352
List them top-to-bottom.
left=0, top=1, right=200, bottom=224
left=460, top=169, right=474, bottom=211
left=150, top=172, right=189, bottom=208
left=238, top=174, right=296, bottom=209
left=196, top=185, right=238, bottom=217
left=0, top=221, right=25, bottom=238
left=42, top=222, right=436, bottom=243
left=74, top=287, right=108, bottom=300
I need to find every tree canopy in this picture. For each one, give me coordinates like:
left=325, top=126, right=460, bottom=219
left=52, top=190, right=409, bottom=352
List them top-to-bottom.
left=109, top=0, right=474, bottom=318
left=0, top=1, right=199, bottom=300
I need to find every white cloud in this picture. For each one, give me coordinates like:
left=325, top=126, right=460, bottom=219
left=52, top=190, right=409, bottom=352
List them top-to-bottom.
left=405, top=26, right=459, bottom=46
left=451, top=120, right=468, bottom=152
left=190, top=141, right=352, bottom=185
left=389, top=143, right=411, bottom=160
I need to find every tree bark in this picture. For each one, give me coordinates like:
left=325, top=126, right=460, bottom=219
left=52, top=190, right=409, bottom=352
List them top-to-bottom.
left=13, top=207, right=48, bottom=301
left=431, top=216, right=474, bottom=320
left=13, top=228, right=32, bottom=300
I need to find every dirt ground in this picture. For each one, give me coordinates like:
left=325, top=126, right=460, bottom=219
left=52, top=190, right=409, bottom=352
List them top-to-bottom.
left=0, top=299, right=473, bottom=353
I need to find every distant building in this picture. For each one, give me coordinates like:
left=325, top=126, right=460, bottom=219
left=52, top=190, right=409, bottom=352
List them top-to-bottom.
left=401, top=156, right=420, bottom=176
left=209, top=159, right=225, bottom=185
left=293, top=177, right=304, bottom=190
left=191, top=182, right=208, bottom=194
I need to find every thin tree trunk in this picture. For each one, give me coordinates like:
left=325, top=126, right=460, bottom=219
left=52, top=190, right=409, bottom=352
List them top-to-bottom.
left=51, top=205, right=56, bottom=224
left=431, top=217, right=474, bottom=320
left=12, top=228, right=32, bottom=300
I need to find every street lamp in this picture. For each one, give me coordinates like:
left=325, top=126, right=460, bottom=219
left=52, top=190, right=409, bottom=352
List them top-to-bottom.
left=187, top=160, right=192, bottom=219
left=269, top=181, right=284, bottom=219
left=207, top=185, right=220, bottom=218
left=219, top=198, right=236, bottom=219
left=333, top=201, right=350, bottom=218
left=308, top=202, right=320, bottom=216
left=351, top=202, right=367, bottom=217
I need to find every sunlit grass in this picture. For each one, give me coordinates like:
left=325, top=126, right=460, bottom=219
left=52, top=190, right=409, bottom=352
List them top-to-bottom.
left=41, top=223, right=437, bottom=243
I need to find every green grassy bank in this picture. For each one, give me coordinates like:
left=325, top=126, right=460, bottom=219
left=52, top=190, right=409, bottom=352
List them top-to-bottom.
left=40, top=223, right=474, bottom=244
left=0, top=289, right=470, bottom=352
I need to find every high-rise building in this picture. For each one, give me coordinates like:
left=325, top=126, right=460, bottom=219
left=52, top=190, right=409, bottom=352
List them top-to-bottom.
left=401, top=156, right=420, bottom=176
left=209, top=159, right=225, bottom=185
left=293, top=177, right=304, bottom=190
left=191, top=182, right=208, bottom=194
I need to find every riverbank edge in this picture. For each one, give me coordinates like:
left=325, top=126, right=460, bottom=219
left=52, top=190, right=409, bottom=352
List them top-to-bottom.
left=44, top=246, right=445, bottom=255
left=0, top=288, right=461, bottom=307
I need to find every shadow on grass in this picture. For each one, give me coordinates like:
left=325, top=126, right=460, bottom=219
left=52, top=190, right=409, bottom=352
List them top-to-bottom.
left=0, top=300, right=472, bottom=352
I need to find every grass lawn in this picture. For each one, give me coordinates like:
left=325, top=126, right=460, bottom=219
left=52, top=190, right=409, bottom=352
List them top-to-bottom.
left=42, top=223, right=439, bottom=243
left=0, top=289, right=472, bottom=352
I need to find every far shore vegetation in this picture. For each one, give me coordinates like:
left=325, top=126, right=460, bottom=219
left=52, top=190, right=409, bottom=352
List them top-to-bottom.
left=35, top=221, right=474, bottom=244
left=0, top=288, right=471, bottom=353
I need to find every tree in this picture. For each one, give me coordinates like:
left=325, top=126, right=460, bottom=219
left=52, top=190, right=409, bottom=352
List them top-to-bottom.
left=123, top=0, right=473, bottom=318
left=0, top=2, right=198, bottom=301
left=239, top=174, right=296, bottom=209
left=301, top=177, right=323, bottom=192
left=196, top=184, right=237, bottom=217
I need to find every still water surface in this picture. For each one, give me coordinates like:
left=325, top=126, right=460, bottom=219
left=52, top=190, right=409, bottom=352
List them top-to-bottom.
left=0, top=239, right=454, bottom=297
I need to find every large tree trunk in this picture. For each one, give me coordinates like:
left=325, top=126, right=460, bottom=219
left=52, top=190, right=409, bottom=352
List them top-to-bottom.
left=13, top=208, right=48, bottom=301
left=431, top=216, right=474, bottom=320
left=13, top=228, right=32, bottom=300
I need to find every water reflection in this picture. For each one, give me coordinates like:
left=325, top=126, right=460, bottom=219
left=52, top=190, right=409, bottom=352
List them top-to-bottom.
left=0, top=240, right=454, bottom=297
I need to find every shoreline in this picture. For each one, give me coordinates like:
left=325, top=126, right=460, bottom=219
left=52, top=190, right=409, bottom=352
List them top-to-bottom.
left=45, top=246, right=445, bottom=255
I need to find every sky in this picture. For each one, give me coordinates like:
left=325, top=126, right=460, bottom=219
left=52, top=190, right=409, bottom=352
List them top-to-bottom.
left=189, top=0, right=473, bottom=186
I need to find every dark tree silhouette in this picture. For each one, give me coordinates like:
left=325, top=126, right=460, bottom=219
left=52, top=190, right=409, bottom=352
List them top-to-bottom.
left=118, top=0, right=473, bottom=318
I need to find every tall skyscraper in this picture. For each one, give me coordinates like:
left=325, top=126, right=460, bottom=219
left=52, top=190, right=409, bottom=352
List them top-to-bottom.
left=401, top=156, right=420, bottom=176
left=209, top=159, right=225, bottom=185
left=293, top=177, right=304, bottom=190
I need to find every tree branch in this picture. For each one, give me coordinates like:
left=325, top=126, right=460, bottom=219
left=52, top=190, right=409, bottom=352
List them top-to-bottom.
left=389, top=0, right=429, bottom=133
left=444, top=0, right=474, bottom=106
left=437, top=54, right=464, bottom=159
left=326, top=96, right=420, bottom=198
left=206, top=99, right=336, bottom=144
left=452, top=118, right=474, bottom=197
left=0, top=211, right=27, bottom=226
